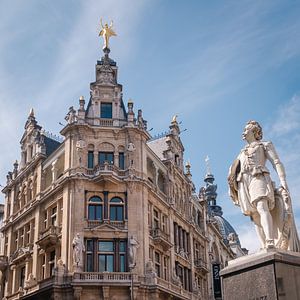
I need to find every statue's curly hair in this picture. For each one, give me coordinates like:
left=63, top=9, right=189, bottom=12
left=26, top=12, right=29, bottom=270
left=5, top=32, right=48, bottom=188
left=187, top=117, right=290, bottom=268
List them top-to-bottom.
left=246, top=120, right=263, bottom=140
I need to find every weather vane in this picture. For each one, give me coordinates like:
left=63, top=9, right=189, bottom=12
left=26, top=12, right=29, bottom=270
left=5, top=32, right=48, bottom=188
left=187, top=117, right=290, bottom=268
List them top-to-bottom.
left=99, top=18, right=117, bottom=49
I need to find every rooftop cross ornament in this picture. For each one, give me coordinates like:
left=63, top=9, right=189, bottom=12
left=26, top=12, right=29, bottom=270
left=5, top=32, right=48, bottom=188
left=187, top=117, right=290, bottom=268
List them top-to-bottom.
left=99, top=19, right=117, bottom=49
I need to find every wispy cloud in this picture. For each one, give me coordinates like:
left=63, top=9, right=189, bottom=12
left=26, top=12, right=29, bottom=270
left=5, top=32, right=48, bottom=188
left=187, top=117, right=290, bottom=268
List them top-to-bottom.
left=265, top=95, right=300, bottom=212
left=238, top=223, right=261, bottom=254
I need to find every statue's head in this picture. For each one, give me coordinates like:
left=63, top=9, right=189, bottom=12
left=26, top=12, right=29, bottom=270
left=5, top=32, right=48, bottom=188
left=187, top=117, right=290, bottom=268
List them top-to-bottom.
left=243, top=120, right=263, bottom=141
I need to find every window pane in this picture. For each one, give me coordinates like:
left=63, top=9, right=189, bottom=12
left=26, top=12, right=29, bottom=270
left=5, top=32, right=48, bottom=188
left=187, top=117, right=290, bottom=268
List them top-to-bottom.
left=101, top=103, right=112, bottom=118
left=88, top=151, right=94, bottom=169
left=99, top=152, right=105, bottom=165
left=107, top=153, right=114, bottom=164
left=119, top=153, right=125, bottom=169
left=90, top=196, right=102, bottom=202
left=110, top=197, right=122, bottom=203
left=88, top=205, right=95, bottom=220
left=95, top=206, right=102, bottom=220
left=116, top=206, right=123, bottom=221
left=110, top=207, right=116, bottom=221
left=87, top=240, right=93, bottom=251
left=99, top=241, right=114, bottom=252
left=119, top=241, right=126, bottom=252
left=155, top=252, right=160, bottom=263
left=87, top=254, right=93, bottom=272
left=120, top=254, right=125, bottom=272
left=99, top=255, right=106, bottom=272
left=107, top=255, right=114, bottom=272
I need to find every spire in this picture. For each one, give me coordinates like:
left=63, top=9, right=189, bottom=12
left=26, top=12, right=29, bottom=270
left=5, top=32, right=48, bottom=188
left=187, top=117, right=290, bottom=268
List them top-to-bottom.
left=25, top=107, right=38, bottom=130
left=29, top=108, right=34, bottom=118
left=169, top=115, right=180, bottom=136
left=200, top=157, right=223, bottom=216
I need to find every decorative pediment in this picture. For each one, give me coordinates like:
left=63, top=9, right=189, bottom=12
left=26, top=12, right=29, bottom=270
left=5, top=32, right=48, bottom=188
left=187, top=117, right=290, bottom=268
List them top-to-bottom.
left=87, top=221, right=127, bottom=232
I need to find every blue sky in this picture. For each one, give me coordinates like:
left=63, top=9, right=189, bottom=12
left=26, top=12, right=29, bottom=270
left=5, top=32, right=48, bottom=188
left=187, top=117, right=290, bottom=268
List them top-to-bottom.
left=1, top=0, right=300, bottom=252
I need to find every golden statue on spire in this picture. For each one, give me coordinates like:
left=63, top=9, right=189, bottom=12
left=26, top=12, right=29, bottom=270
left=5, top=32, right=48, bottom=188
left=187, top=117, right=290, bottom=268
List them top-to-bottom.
left=99, top=19, right=117, bottom=49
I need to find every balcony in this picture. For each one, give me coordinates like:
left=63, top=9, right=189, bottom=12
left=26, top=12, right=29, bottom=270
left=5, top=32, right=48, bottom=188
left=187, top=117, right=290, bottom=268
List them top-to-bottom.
left=86, top=163, right=126, bottom=178
left=36, top=225, right=61, bottom=249
left=150, top=228, right=172, bottom=250
left=10, top=244, right=33, bottom=263
left=194, top=259, right=209, bottom=274
left=73, top=272, right=137, bottom=286
left=155, top=277, right=193, bottom=300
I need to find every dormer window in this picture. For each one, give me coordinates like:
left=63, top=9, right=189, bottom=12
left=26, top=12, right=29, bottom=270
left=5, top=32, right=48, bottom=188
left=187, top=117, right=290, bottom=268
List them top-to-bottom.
left=101, top=102, right=112, bottom=119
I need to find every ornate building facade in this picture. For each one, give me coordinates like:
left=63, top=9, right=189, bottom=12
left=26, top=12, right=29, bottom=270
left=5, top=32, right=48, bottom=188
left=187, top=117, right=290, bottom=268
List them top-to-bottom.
left=0, top=45, right=245, bottom=300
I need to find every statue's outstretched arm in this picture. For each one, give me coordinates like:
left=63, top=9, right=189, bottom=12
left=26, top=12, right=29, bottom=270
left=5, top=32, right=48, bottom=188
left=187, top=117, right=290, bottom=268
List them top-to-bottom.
left=265, top=142, right=288, bottom=191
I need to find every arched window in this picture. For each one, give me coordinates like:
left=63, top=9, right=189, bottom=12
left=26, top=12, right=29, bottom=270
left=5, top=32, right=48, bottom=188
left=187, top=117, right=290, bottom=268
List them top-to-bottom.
left=88, top=196, right=103, bottom=220
left=109, top=197, right=124, bottom=221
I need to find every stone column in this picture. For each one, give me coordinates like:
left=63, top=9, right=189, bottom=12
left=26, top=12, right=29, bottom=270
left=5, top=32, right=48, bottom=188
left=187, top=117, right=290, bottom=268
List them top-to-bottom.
left=93, top=151, right=98, bottom=167
left=114, top=151, right=119, bottom=168
left=31, top=207, right=41, bottom=280
left=25, top=257, right=30, bottom=283
left=11, top=265, right=16, bottom=294
left=102, top=286, right=110, bottom=300
left=74, top=287, right=82, bottom=300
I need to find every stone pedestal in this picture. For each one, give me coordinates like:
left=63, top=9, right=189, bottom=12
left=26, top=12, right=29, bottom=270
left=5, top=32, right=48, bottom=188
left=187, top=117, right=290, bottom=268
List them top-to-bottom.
left=220, top=249, right=300, bottom=300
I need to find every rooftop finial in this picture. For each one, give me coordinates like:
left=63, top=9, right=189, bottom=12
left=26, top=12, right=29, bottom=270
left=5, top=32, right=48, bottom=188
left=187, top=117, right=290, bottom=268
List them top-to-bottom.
left=99, top=19, right=117, bottom=50
left=29, top=108, right=34, bottom=118
left=171, top=114, right=178, bottom=124
left=205, top=155, right=211, bottom=175
left=185, top=160, right=191, bottom=176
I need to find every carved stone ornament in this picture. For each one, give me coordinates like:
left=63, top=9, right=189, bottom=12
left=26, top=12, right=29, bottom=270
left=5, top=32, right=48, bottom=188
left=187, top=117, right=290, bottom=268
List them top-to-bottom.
left=98, top=65, right=115, bottom=84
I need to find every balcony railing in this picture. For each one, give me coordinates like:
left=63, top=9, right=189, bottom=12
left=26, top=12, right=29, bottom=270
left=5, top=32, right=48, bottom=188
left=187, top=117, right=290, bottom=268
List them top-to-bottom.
left=99, top=118, right=113, bottom=127
left=86, top=163, right=126, bottom=177
left=150, top=228, right=172, bottom=250
left=194, top=259, right=209, bottom=273
left=73, top=272, right=136, bottom=283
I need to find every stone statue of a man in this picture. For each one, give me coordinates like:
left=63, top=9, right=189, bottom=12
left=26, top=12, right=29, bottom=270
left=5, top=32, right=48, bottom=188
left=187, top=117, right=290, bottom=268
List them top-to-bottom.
left=228, top=120, right=300, bottom=251
left=72, top=233, right=85, bottom=266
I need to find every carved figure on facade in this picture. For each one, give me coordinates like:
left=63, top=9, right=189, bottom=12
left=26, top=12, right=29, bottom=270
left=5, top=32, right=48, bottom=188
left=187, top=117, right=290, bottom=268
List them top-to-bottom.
left=98, top=64, right=115, bottom=84
left=65, top=106, right=77, bottom=124
left=228, top=120, right=300, bottom=251
left=76, top=140, right=86, bottom=166
left=227, top=232, right=238, bottom=245
left=72, top=233, right=85, bottom=267
left=128, top=235, right=139, bottom=269
left=171, top=268, right=182, bottom=286
left=25, top=273, right=37, bottom=289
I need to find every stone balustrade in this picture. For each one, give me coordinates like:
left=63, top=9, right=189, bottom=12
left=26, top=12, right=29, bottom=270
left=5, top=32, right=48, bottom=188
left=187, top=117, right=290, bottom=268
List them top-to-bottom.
left=86, top=163, right=126, bottom=177
left=73, top=272, right=136, bottom=283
